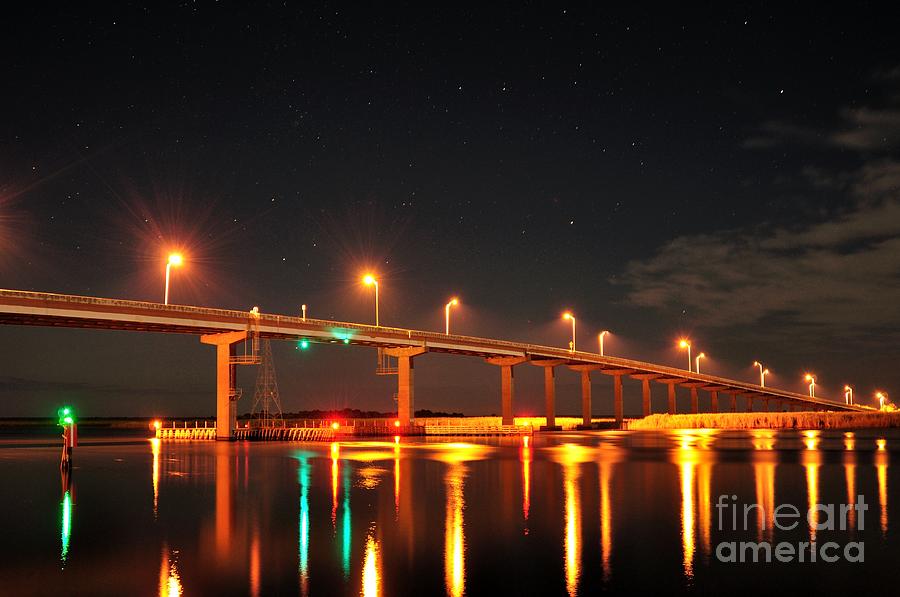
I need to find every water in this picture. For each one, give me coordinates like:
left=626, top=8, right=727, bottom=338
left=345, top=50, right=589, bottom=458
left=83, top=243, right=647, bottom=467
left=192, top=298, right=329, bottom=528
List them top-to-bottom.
left=0, top=428, right=897, bottom=595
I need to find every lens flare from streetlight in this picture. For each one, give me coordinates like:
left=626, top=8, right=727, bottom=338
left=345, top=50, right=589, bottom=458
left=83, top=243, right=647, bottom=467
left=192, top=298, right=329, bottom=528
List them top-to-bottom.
left=168, top=253, right=184, bottom=267
left=362, top=274, right=376, bottom=285
left=562, top=312, right=573, bottom=320
left=679, top=339, right=690, bottom=348
left=805, top=373, right=815, bottom=382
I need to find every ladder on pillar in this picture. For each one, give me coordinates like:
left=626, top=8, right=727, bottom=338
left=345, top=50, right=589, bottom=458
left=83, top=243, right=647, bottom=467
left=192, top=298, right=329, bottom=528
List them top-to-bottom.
left=375, top=347, right=398, bottom=375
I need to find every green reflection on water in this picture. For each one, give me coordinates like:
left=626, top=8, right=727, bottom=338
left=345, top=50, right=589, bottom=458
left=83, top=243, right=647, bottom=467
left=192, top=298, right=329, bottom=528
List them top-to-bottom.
left=298, top=457, right=310, bottom=595
left=341, top=464, right=351, bottom=578
left=60, top=490, right=72, bottom=563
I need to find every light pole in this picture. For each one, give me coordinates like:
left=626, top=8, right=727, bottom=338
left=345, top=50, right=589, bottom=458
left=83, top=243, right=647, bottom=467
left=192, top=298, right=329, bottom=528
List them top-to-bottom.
left=164, top=253, right=183, bottom=305
left=362, top=274, right=379, bottom=326
left=445, top=298, right=459, bottom=334
left=301, top=304, right=307, bottom=321
left=562, top=312, right=576, bottom=352
left=598, top=330, right=609, bottom=356
left=679, top=339, right=692, bottom=372
left=695, top=352, right=706, bottom=374
left=753, top=361, right=769, bottom=387
left=805, top=374, right=816, bottom=398
left=844, top=385, right=853, bottom=406
left=876, top=391, right=888, bottom=410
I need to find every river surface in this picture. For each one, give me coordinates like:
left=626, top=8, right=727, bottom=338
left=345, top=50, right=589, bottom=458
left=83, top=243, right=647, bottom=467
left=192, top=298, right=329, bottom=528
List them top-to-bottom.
left=1, top=428, right=897, bottom=595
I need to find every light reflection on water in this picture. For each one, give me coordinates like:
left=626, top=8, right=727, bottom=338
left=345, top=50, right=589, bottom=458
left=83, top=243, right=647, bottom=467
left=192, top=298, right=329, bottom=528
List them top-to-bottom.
left=0, top=429, right=895, bottom=594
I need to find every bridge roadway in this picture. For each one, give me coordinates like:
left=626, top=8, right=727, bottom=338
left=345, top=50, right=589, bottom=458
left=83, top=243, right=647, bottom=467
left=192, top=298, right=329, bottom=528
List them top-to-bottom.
left=0, top=289, right=864, bottom=439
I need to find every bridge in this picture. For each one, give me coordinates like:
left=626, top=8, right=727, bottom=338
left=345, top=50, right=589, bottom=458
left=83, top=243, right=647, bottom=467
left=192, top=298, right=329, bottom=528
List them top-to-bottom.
left=0, top=288, right=864, bottom=439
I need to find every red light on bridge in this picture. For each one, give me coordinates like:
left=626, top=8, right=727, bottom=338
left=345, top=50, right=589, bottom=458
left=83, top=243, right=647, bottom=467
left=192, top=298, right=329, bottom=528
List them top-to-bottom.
left=152, top=420, right=161, bottom=430
left=394, top=420, right=401, bottom=428
left=331, top=421, right=340, bottom=430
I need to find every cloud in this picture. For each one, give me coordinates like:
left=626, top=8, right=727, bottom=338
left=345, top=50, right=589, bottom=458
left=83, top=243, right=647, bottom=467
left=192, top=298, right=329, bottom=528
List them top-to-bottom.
left=743, top=69, right=900, bottom=153
left=617, top=193, right=900, bottom=336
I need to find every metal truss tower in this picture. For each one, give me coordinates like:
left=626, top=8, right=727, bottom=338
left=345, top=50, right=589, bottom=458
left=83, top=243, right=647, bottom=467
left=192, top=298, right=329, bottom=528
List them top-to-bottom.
left=251, top=339, right=283, bottom=427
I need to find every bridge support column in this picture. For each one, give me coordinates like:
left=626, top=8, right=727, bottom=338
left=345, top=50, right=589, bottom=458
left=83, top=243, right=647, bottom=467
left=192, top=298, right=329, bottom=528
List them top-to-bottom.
left=201, top=331, right=248, bottom=441
left=386, top=347, right=429, bottom=426
left=487, top=357, right=527, bottom=425
left=531, top=360, right=564, bottom=431
left=570, top=365, right=602, bottom=429
left=580, top=371, right=592, bottom=427
left=632, top=374, right=659, bottom=418
left=613, top=375, right=623, bottom=427
left=642, top=380, right=651, bottom=416
left=667, top=383, right=676, bottom=414
left=690, top=387, right=699, bottom=414
left=709, top=391, right=719, bottom=413
left=729, top=393, right=738, bottom=412
left=746, top=396, right=754, bottom=412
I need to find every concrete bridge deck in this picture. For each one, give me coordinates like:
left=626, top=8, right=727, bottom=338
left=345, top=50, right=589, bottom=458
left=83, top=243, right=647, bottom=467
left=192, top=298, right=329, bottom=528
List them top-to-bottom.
left=0, top=288, right=865, bottom=439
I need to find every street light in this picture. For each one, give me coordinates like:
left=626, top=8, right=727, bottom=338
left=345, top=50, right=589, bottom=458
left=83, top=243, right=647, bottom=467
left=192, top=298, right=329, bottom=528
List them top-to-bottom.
left=164, top=253, right=183, bottom=305
left=362, top=274, right=379, bottom=326
left=445, top=297, right=459, bottom=335
left=562, top=312, right=576, bottom=352
left=598, top=330, right=610, bottom=356
left=678, top=339, right=692, bottom=372
left=695, top=352, right=706, bottom=374
left=753, top=361, right=769, bottom=387
left=805, top=373, right=816, bottom=397
left=844, top=385, right=853, bottom=406
left=876, top=391, right=888, bottom=410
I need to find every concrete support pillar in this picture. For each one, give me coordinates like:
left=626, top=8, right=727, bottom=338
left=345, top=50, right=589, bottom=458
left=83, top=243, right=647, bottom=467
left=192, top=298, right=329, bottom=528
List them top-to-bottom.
left=201, top=330, right=248, bottom=441
left=386, top=347, right=429, bottom=426
left=398, top=356, right=416, bottom=425
left=487, top=356, right=528, bottom=426
left=530, top=359, right=564, bottom=431
left=570, top=365, right=602, bottom=429
left=501, top=366, right=515, bottom=425
left=544, top=366, right=556, bottom=428
left=580, top=370, right=592, bottom=427
left=613, top=375, right=623, bottom=427
left=642, top=379, right=651, bottom=417
left=668, top=383, right=676, bottom=414
left=690, top=387, right=699, bottom=414
left=710, top=391, right=719, bottom=413
left=729, top=394, right=737, bottom=412
left=746, top=396, right=754, bottom=412
left=762, top=398, right=769, bottom=412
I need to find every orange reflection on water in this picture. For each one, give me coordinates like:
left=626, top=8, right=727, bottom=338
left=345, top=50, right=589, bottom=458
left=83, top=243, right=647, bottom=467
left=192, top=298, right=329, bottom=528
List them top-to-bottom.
left=672, top=430, right=715, bottom=580
left=751, top=430, right=775, bottom=451
left=802, top=431, right=821, bottom=541
left=844, top=433, right=857, bottom=531
left=752, top=437, right=776, bottom=542
left=150, top=438, right=160, bottom=517
left=876, top=438, right=888, bottom=534
left=394, top=440, right=401, bottom=519
left=331, top=442, right=340, bottom=528
left=522, top=443, right=531, bottom=527
left=215, top=444, right=232, bottom=560
left=550, top=444, right=591, bottom=597
left=679, top=456, right=696, bottom=579
left=444, top=461, right=466, bottom=597
left=598, top=461, right=612, bottom=582
left=362, top=526, right=381, bottom=597
left=250, top=528, right=261, bottom=597
left=159, top=545, right=183, bottom=597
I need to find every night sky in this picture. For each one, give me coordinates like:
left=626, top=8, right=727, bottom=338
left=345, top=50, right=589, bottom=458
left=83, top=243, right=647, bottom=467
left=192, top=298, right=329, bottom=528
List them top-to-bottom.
left=2, top=4, right=899, bottom=417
